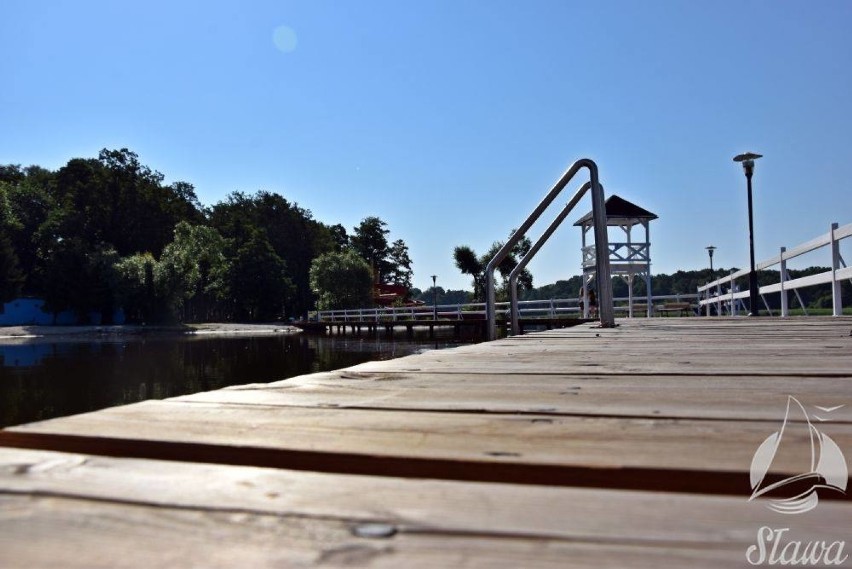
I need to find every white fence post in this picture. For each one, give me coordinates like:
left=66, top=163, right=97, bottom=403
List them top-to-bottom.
left=831, top=222, right=842, bottom=317
left=780, top=246, right=789, bottom=317
left=730, top=270, right=737, bottom=317
left=716, top=281, right=722, bottom=316
left=704, top=286, right=710, bottom=317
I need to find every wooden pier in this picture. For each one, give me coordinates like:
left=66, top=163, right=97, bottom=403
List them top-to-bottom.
left=295, top=316, right=589, bottom=339
left=1, top=317, right=851, bottom=567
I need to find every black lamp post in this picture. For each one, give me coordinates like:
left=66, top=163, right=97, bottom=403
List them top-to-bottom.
left=733, top=152, right=763, bottom=316
left=705, top=245, right=716, bottom=274
left=705, top=245, right=717, bottom=317
left=431, top=275, right=437, bottom=321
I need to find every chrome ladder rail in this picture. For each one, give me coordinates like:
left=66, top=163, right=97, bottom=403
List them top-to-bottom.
left=485, top=159, right=614, bottom=340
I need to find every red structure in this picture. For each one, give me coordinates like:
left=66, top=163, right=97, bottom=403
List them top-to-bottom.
left=373, top=283, right=422, bottom=307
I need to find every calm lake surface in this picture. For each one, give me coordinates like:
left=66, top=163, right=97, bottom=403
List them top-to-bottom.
left=0, top=332, right=466, bottom=428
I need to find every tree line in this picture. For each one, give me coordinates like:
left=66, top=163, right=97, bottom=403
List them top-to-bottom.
left=0, top=149, right=412, bottom=323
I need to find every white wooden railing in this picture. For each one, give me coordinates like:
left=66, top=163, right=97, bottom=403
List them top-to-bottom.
left=698, top=222, right=852, bottom=317
left=310, top=293, right=699, bottom=323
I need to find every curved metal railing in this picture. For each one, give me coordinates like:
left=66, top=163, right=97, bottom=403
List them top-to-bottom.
left=484, top=159, right=614, bottom=340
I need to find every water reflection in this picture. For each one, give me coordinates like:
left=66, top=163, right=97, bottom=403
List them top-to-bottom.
left=0, top=332, right=462, bottom=428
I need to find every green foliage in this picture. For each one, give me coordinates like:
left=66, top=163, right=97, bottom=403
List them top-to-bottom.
left=43, top=149, right=203, bottom=259
left=0, top=150, right=414, bottom=322
left=2, top=167, right=55, bottom=292
left=209, top=191, right=336, bottom=317
left=351, top=216, right=390, bottom=279
left=350, top=217, right=414, bottom=287
left=159, top=222, right=230, bottom=321
left=0, top=228, right=24, bottom=302
left=227, top=229, right=293, bottom=321
left=453, top=230, right=533, bottom=302
left=38, top=238, right=120, bottom=322
left=387, top=239, right=413, bottom=288
left=310, top=250, right=374, bottom=310
left=114, top=253, right=162, bottom=323
left=521, top=277, right=583, bottom=301
left=412, top=286, right=472, bottom=305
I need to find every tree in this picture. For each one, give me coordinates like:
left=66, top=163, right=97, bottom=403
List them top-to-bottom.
left=41, top=149, right=203, bottom=261
left=3, top=167, right=55, bottom=293
left=209, top=191, right=336, bottom=317
left=351, top=216, right=390, bottom=281
left=350, top=217, right=414, bottom=288
left=159, top=222, right=230, bottom=322
left=328, top=223, right=349, bottom=251
left=0, top=229, right=24, bottom=302
left=227, top=229, right=293, bottom=321
left=453, top=230, right=533, bottom=302
left=37, top=238, right=120, bottom=323
left=387, top=239, right=413, bottom=288
left=453, top=245, right=485, bottom=301
left=309, top=250, right=374, bottom=310
left=114, top=253, right=161, bottom=323
left=413, top=286, right=472, bottom=305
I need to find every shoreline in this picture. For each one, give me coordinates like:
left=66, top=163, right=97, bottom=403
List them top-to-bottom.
left=0, top=323, right=302, bottom=343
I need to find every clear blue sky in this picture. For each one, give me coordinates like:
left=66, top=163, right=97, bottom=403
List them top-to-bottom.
left=3, top=0, right=851, bottom=292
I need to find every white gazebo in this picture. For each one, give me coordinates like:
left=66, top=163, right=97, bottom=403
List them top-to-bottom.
left=574, top=195, right=658, bottom=318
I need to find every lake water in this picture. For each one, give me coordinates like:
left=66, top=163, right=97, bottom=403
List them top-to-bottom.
left=0, top=331, right=466, bottom=428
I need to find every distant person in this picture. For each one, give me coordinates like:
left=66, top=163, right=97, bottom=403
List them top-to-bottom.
left=588, top=289, right=598, bottom=318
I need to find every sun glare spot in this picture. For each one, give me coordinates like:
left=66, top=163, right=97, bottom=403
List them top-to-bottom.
left=272, top=25, right=298, bottom=53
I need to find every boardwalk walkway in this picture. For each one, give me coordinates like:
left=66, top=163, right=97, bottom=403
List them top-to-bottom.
left=1, top=317, right=851, bottom=567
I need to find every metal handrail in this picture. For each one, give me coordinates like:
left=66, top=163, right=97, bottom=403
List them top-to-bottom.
left=485, top=159, right=614, bottom=340
left=508, top=181, right=591, bottom=335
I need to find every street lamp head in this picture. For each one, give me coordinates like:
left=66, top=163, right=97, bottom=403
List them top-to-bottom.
left=733, top=152, right=763, bottom=177
left=706, top=245, right=716, bottom=258
left=431, top=275, right=437, bottom=285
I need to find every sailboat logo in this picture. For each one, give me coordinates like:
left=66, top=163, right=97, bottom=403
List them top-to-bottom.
left=749, top=396, right=847, bottom=515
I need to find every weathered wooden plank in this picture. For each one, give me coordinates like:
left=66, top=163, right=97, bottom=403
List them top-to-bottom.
left=347, top=321, right=852, bottom=375
left=172, top=372, right=852, bottom=422
left=3, top=400, right=851, bottom=496
left=2, top=448, right=849, bottom=568
left=0, top=495, right=752, bottom=569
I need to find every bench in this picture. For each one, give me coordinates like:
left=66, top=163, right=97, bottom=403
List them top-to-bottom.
left=655, top=302, right=694, bottom=317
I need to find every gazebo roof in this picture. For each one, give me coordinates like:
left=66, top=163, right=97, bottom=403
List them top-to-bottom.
left=573, top=194, right=658, bottom=226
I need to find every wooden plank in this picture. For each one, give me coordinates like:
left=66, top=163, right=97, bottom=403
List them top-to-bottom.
left=347, top=319, right=852, bottom=375
left=172, top=372, right=852, bottom=422
left=3, top=399, right=852, bottom=496
left=2, top=448, right=849, bottom=568
left=0, top=494, right=748, bottom=569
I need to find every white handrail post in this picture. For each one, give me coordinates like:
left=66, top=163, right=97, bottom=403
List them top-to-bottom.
left=830, top=222, right=842, bottom=317
left=780, top=246, right=789, bottom=317
left=730, top=270, right=737, bottom=317
left=716, top=281, right=722, bottom=316
left=705, top=286, right=710, bottom=317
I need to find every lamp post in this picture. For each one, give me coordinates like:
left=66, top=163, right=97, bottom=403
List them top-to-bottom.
left=733, top=152, right=762, bottom=316
left=705, top=245, right=716, bottom=274
left=705, top=245, right=716, bottom=317
left=431, top=275, right=437, bottom=321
